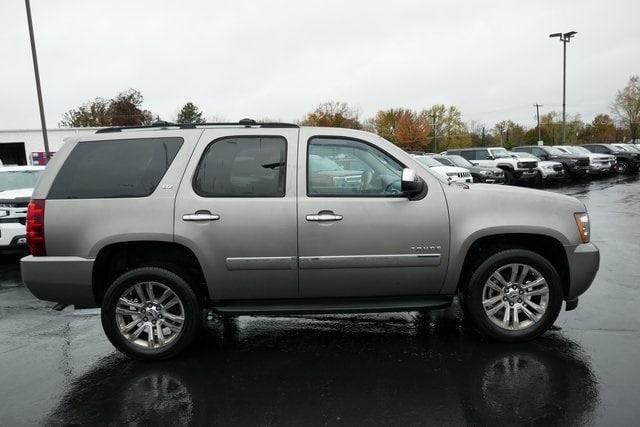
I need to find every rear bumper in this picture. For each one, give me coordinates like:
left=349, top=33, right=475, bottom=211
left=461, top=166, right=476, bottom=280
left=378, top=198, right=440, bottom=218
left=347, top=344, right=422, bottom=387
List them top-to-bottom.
left=564, top=243, right=600, bottom=301
left=20, top=255, right=96, bottom=307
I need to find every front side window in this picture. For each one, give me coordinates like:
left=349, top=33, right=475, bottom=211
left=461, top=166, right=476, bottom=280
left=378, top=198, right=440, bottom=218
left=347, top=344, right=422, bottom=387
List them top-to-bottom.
left=194, top=136, right=286, bottom=197
left=48, top=137, right=183, bottom=199
left=308, top=137, right=403, bottom=196
left=489, top=148, right=511, bottom=158
left=459, top=151, right=475, bottom=161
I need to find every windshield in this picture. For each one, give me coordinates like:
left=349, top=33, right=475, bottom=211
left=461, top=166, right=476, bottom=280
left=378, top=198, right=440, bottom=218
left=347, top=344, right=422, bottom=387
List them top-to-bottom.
left=564, top=146, right=591, bottom=155
left=546, top=147, right=566, bottom=155
left=489, top=148, right=510, bottom=158
left=447, top=155, right=473, bottom=168
left=413, top=156, right=442, bottom=168
left=432, top=156, right=454, bottom=167
left=0, top=170, right=43, bottom=192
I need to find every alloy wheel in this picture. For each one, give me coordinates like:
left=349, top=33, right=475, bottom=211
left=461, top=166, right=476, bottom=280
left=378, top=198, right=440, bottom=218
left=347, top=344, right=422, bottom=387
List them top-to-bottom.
left=481, top=263, right=550, bottom=331
left=115, top=281, right=185, bottom=349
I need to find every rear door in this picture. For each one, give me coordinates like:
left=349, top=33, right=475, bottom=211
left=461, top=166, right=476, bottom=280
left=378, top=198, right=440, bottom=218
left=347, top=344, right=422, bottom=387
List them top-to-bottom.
left=174, top=128, right=299, bottom=300
left=296, top=128, right=450, bottom=298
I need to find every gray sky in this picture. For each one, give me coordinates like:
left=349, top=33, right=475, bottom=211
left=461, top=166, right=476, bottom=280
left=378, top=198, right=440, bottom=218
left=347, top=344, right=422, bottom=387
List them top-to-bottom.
left=1, top=0, right=639, bottom=130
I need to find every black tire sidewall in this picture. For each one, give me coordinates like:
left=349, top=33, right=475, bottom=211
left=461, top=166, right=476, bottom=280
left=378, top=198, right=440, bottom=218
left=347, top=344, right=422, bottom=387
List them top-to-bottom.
left=503, top=169, right=515, bottom=185
left=464, top=249, right=563, bottom=342
left=101, top=267, right=202, bottom=361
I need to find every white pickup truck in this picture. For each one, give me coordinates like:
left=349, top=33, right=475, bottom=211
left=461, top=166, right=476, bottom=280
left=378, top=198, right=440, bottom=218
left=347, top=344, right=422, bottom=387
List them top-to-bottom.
left=445, top=147, right=538, bottom=185
left=0, top=166, right=45, bottom=250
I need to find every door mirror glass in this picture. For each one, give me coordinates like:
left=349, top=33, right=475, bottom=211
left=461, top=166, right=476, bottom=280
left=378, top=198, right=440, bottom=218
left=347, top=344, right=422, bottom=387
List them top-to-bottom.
left=401, top=168, right=424, bottom=199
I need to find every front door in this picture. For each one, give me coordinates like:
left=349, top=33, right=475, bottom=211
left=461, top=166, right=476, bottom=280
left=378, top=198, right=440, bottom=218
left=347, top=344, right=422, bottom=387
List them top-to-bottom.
left=174, top=128, right=299, bottom=300
left=297, top=128, right=450, bottom=298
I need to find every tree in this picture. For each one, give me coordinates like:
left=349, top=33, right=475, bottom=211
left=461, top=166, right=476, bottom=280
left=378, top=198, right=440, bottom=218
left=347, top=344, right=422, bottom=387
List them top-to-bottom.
left=611, top=75, right=640, bottom=142
left=59, top=89, right=153, bottom=127
left=59, top=98, right=111, bottom=127
left=176, top=102, right=206, bottom=124
left=301, top=102, right=361, bottom=129
left=419, top=105, right=470, bottom=151
left=371, top=108, right=431, bottom=151
left=579, top=114, right=617, bottom=143
left=492, top=120, right=526, bottom=149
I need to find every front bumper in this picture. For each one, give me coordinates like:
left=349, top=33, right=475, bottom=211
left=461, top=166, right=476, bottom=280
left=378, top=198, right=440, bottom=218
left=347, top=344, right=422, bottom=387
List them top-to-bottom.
left=589, top=162, right=616, bottom=174
left=515, top=169, right=538, bottom=180
left=540, top=169, right=566, bottom=180
left=0, top=223, right=27, bottom=248
left=564, top=242, right=600, bottom=301
left=21, top=255, right=96, bottom=307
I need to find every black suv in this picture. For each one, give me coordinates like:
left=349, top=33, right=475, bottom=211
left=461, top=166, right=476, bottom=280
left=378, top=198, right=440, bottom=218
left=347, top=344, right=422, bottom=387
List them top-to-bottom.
left=581, top=144, right=640, bottom=174
left=512, top=146, right=589, bottom=178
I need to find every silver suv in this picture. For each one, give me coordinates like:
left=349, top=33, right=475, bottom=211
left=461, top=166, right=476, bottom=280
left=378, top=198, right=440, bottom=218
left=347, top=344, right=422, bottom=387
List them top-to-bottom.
left=21, top=121, right=599, bottom=360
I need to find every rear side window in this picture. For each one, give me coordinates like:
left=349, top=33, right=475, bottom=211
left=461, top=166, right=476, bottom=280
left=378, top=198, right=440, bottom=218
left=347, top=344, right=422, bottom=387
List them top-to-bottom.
left=193, top=136, right=287, bottom=197
left=48, top=137, right=183, bottom=199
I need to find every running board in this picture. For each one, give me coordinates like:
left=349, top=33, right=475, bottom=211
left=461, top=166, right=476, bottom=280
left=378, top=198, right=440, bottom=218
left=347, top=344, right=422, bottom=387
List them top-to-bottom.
left=212, top=295, right=453, bottom=316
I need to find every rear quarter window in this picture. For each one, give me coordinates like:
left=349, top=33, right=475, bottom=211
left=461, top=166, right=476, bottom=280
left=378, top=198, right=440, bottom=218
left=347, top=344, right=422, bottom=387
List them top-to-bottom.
left=47, top=137, right=183, bottom=199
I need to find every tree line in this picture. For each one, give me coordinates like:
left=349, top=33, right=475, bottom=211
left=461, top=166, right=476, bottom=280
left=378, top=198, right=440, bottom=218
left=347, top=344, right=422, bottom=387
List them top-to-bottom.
left=59, top=75, right=640, bottom=150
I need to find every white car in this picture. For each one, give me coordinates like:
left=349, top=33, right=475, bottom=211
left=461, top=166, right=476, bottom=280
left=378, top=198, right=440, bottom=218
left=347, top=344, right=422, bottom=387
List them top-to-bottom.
left=554, top=145, right=616, bottom=175
left=510, top=152, right=565, bottom=183
left=412, top=155, right=472, bottom=183
left=0, top=166, right=45, bottom=250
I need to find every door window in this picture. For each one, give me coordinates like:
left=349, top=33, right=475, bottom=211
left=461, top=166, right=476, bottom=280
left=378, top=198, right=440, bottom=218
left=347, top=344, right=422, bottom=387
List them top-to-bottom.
left=194, top=136, right=287, bottom=197
left=307, top=137, right=403, bottom=196
left=459, top=151, right=476, bottom=160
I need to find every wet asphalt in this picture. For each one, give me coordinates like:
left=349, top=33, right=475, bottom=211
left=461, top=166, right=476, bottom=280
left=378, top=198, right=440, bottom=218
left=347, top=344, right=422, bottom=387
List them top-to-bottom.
left=0, top=174, right=639, bottom=426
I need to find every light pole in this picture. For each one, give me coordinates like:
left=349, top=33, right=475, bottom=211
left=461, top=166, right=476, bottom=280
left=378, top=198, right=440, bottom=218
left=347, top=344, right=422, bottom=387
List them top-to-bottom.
left=25, top=0, right=50, bottom=160
left=549, top=31, right=577, bottom=145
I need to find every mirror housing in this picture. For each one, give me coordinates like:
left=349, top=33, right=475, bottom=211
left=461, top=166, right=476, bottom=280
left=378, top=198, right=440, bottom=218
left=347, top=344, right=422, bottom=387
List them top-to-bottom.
left=470, top=161, right=479, bottom=166
left=401, top=168, right=425, bottom=199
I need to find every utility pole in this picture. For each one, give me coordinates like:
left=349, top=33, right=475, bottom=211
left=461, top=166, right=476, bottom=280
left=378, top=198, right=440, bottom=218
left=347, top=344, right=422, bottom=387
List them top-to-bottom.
left=25, top=0, right=50, bottom=159
left=549, top=31, right=577, bottom=145
left=534, top=103, right=543, bottom=144
left=431, top=113, right=437, bottom=153
left=481, top=127, right=485, bottom=146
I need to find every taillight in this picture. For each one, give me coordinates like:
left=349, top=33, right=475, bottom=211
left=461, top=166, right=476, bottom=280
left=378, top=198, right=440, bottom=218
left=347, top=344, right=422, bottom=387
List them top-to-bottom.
left=26, top=199, right=46, bottom=256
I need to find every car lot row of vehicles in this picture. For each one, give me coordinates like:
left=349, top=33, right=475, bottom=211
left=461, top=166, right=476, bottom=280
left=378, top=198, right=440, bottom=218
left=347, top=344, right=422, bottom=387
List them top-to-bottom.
left=409, top=143, right=640, bottom=186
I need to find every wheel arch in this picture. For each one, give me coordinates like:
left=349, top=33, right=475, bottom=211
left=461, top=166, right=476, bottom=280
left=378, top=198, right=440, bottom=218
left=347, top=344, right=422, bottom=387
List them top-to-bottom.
left=446, top=232, right=571, bottom=300
left=92, top=241, right=208, bottom=306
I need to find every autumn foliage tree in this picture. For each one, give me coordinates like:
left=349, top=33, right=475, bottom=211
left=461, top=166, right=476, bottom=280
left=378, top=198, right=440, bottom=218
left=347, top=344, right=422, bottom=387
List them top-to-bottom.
left=611, top=75, right=640, bottom=142
left=60, top=89, right=154, bottom=127
left=301, top=102, right=362, bottom=129
left=372, top=108, right=430, bottom=151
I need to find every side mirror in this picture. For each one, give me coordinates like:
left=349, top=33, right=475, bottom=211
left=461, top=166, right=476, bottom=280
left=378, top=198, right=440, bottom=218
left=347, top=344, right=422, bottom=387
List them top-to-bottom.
left=486, top=155, right=495, bottom=160
left=470, top=161, right=479, bottom=166
left=401, top=168, right=425, bottom=199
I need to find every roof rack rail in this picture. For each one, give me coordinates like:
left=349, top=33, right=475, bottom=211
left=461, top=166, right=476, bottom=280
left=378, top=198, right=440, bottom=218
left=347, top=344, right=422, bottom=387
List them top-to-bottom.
left=95, top=118, right=299, bottom=134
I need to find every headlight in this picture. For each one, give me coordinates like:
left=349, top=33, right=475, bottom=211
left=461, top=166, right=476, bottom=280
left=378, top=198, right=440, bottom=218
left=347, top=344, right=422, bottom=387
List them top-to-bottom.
left=544, top=165, right=554, bottom=170
left=479, top=170, right=490, bottom=175
left=574, top=213, right=590, bottom=243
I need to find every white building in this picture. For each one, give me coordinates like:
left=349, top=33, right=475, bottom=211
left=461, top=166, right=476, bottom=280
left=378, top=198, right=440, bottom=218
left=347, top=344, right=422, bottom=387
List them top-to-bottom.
left=0, top=128, right=100, bottom=165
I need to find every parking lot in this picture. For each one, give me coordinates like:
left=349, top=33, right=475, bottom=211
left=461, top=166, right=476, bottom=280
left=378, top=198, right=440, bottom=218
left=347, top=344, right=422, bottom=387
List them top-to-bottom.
left=0, top=173, right=638, bottom=425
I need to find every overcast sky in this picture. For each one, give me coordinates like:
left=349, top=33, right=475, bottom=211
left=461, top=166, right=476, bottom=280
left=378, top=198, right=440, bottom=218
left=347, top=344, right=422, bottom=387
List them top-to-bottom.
left=1, top=0, right=639, bottom=130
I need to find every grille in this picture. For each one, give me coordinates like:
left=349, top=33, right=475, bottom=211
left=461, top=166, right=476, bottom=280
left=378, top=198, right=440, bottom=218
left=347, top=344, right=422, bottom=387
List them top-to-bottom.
left=576, top=158, right=589, bottom=167
left=517, top=161, right=537, bottom=169
left=553, top=164, right=563, bottom=171
left=458, top=172, right=471, bottom=178
left=0, top=201, right=29, bottom=208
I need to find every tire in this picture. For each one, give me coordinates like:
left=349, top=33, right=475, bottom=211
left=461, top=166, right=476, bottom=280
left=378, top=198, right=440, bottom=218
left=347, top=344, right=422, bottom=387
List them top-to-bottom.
left=616, top=160, right=630, bottom=174
left=502, top=169, right=515, bottom=185
left=533, top=171, right=543, bottom=187
left=462, top=249, right=563, bottom=342
left=101, top=267, right=202, bottom=360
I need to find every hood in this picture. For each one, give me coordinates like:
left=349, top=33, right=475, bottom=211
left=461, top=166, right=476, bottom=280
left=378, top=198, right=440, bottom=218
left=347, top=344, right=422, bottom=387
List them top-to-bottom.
left=431, top=166, right=470, bottom=175
left=465, top=183, right=584, bottom=209
left=0, top=188, right=34, bottom=200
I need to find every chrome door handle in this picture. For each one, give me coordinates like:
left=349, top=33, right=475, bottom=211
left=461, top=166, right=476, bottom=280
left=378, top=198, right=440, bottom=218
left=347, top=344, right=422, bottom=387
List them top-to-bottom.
left=182, top=212, right=220, bottom=221
left=306, top=212, right=343, bottom=222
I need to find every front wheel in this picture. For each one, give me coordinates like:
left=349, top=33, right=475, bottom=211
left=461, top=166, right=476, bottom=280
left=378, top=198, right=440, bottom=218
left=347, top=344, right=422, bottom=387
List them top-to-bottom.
left=616, top=160, right=630, bottom=174
left=502, top=169, right=515, bottom=185
left=463, top=249, right=563, bottom=342
left=101, top=267, right=202, bottom=360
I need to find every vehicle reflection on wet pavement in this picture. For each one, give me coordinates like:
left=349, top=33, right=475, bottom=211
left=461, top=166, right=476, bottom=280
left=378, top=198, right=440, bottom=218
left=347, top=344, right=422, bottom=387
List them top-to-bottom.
left=1, top=174, right=638, bottom=426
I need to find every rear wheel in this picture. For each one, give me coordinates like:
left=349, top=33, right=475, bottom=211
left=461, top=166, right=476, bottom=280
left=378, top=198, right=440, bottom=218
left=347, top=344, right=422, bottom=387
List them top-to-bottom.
left=463, top=249, right=563, bottom=342
left=101, top=267, right=202, bottom=360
